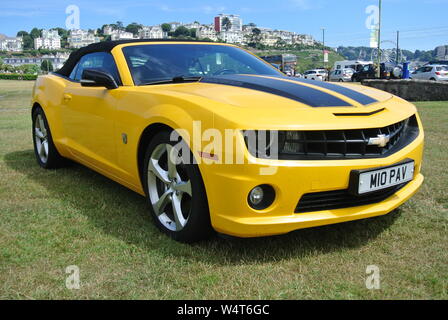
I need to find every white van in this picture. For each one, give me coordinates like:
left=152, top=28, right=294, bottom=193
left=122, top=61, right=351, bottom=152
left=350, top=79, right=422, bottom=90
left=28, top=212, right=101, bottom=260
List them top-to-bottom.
left=333, top=60, right=372, bottom=73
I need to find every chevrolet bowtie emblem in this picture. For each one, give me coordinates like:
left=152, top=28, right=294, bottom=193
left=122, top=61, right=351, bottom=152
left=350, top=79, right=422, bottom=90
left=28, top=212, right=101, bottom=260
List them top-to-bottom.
left=368, top=134, right=390, bottom=148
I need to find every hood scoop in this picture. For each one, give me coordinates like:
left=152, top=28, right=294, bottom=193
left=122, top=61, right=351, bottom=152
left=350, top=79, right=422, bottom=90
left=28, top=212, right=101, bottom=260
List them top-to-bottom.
left=333, top=108, right=385, bottom=117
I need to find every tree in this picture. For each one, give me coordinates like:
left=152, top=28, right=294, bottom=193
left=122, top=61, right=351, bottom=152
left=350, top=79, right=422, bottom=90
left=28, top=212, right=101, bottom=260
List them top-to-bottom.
left=222, top=17, right=232, bottom=31
left=116, top=21, right=125, bottom=31
left=126, top=23, right=143, bottom=36
left=161, top=23, right=172, bottom=33
left=174, top=26, right=191, bottom=38
left=30, top=28, right=42, bottom=39
left=190, top=28, right=197, bottom=38
left=247, top=28, right=262, bottom=48
left=17, top=31, right=29, bottom=37
left=21, top=35, right=34, bottom=49
left=275, top=38, right=287, bottom=48
left=41, top=60, right=54, bottom=73
left=19, top=64, right=39, bottom=74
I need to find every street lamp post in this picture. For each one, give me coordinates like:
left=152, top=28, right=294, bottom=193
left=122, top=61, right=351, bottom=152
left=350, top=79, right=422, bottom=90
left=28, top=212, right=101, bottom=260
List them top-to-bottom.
left=377, top=0, right=382, bottom=78
left=321, top=27, right=326, bottom=68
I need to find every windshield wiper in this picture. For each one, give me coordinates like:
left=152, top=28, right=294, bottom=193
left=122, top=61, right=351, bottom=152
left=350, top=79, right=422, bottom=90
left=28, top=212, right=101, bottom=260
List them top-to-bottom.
left=141, top=76, right=203, bottom=86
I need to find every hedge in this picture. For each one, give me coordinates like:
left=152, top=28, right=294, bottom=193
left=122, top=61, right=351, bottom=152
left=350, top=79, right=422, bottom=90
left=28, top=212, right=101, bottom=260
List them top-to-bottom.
left=0, top=74, right=38, bottom=80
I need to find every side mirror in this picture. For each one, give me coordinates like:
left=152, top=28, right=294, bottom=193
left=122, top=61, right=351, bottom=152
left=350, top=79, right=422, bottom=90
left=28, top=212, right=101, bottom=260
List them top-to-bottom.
left=81, top=68, right=118, bottom=90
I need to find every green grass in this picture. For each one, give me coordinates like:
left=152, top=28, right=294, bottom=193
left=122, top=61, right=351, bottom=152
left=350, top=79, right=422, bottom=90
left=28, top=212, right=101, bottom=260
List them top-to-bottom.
left=0, top=79, right=447, bottom=300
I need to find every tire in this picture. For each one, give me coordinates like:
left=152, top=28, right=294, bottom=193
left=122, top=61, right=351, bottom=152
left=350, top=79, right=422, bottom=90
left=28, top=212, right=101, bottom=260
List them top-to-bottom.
left=430, top=78, right=436, bottom=81
left=339, top=79, right=343, bottom=82
left=32, top=106, right=65, bottom=169
left=142, top=130, right=213, bottom=243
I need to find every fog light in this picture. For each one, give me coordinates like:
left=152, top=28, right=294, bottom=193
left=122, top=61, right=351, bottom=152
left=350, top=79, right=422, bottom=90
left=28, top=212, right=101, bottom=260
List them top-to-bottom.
left=248, top=185, right=275, bottom=210
left=249, top=186, right=264, bottom=205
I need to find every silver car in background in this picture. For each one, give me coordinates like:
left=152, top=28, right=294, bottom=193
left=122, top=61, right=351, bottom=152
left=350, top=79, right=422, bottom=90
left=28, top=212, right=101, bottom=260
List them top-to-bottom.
left=411, top=65, right=448, bottom=81
left=329, top=68, right=355, bottom=82
left=303, top=69, right=326, bottom=81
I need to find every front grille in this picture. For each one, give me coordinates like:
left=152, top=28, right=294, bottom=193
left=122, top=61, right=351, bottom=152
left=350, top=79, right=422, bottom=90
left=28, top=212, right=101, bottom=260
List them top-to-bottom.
left=246, top=115, right=419, bottom=160
left=295, top=182, right=408, bottom=213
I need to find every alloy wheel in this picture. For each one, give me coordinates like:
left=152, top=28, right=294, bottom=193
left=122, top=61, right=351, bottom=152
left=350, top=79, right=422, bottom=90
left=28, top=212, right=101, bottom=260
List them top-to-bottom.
left=34, top=114, right=49, bottom=164
left=147, top=143, right=192, bottom=232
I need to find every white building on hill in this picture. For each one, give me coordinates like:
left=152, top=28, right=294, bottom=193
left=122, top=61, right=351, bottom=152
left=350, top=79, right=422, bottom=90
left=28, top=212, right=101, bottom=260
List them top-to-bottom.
left=34, top=29, right=61, bottom=50
left=68, top=29, right=100, bottom=49
left=0, top=35, right=23, bottom=52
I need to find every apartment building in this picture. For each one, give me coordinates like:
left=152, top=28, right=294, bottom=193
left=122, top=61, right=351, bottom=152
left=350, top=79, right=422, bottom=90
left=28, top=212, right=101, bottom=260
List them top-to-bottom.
left=214, top=14, right=243, bottom=33
left=196, top=25, right=218, bottom=41
left=139, top=26, right=166, bottom=39
left=34, top=29, right=61, bottom=50
left=67, top=29, right=100, bottom=49
left=110, top=31, right=134, bottom=41
left=0, top=35, right=23, bottom=52
left=4, top=52, right=70, bottom=70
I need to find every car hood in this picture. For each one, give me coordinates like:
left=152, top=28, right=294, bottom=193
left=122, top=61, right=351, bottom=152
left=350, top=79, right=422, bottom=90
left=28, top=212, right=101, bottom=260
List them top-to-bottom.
left=138, top=74, right=415, bottom=130
left=201, top=74, right=392, bottom=107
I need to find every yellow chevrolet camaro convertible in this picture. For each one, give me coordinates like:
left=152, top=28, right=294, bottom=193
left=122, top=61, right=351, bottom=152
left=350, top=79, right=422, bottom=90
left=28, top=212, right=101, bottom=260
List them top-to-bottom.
left=31, top=40, right=424, bottom=242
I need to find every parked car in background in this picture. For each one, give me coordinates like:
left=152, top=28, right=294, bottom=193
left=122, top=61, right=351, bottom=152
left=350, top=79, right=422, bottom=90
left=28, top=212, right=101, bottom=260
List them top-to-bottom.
left=333, top=60, right=372, bottom=73
left=426, top=60, right=448, bottom=66
left=351, top=63, right=390, bottom=82
left=410, top=65, right=448, bottom=81
left=316, top=68, right=329, bottom=80
left=329, top=68, right=354, bottom=82
left=303, top=69, right=326, bottom=81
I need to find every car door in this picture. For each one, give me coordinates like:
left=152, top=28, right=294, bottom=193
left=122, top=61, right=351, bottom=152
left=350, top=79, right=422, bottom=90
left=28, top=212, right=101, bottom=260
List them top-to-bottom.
left=61, top=52, right=122, bottom=174
left=420, top=66, right=433, bottom=80
left=412, top=67, right=423, bottom=79
left=334, top=70, right=340, bottom=81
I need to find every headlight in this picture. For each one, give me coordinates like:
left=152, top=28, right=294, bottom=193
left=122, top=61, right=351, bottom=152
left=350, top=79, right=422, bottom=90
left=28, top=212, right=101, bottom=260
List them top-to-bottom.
left=242, top=130, right=286, bottom=159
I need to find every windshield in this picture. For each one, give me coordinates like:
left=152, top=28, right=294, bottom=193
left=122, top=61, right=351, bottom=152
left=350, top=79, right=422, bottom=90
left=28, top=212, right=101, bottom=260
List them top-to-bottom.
left=122, top=44, right=282, bottom=85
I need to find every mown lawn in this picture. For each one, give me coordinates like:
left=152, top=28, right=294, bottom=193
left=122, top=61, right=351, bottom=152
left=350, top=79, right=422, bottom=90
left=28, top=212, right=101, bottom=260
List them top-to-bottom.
left=0, top=79, right=447, bottom=299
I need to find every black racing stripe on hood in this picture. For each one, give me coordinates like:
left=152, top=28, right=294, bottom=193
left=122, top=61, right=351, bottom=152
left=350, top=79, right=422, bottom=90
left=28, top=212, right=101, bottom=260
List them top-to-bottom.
left=200, top=75, right=352, bottom=107
left=289, top=78, right=378, bottom=105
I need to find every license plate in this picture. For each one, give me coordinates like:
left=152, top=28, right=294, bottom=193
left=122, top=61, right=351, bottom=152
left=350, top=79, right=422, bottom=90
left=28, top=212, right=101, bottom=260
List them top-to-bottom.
left=349, top=159, right=415, bottom=195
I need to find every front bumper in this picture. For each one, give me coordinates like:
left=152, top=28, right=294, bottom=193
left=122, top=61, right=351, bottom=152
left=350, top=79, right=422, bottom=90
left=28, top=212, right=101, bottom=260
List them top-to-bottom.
left=200, top=122, right=424, bottom=238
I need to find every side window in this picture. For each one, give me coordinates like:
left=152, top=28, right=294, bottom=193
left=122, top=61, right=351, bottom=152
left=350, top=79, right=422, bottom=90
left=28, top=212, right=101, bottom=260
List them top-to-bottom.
left=71, top=52, right=121, bottom=84
left=69, top=62, right=79, bottom=80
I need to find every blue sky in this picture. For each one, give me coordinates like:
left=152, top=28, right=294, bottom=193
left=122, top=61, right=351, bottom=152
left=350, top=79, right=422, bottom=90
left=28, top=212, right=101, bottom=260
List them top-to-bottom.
left=0, top=0, right=447, bottom=50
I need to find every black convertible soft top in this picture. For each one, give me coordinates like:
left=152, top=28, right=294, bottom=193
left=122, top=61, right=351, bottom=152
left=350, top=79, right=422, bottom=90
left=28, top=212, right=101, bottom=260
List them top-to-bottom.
left=55, top=39, right=213, bottom=77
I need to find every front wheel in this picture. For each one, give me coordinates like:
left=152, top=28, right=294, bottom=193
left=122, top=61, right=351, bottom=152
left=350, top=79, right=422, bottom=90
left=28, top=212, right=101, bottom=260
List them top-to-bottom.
left=143, top=131, right=213, bottom=242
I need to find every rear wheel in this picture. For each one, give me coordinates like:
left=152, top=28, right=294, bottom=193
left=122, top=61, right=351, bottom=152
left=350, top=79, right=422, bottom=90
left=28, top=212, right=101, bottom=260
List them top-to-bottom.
left=430, top=78, right=436, bottom=81
left=32, top=107, right=65, bottom=169
left=143, top=131, right=213, bottom=242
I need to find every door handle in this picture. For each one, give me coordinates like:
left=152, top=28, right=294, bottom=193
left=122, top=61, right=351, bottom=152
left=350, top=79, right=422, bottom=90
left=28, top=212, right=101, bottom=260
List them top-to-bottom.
left=63, top=94, right=72, bottom=102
